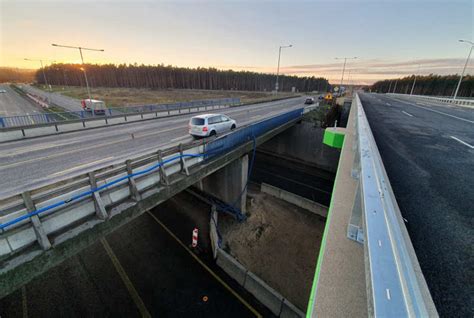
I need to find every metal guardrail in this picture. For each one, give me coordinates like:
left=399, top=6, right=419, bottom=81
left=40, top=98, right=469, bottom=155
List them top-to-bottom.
left=388, top=93, right=474, bottom=108
left=348, top=94, right=437, bottom=316
left=0, top=98, right=241, bottom=129
left=0, top=107, right=303, bottom=268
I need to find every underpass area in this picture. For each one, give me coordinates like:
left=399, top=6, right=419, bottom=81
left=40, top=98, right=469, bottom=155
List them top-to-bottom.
left=0, top=101, right=338, bottom=317
left=0, top=101, right=326, bottom=316
left=0, top=197, right=270, bottom=317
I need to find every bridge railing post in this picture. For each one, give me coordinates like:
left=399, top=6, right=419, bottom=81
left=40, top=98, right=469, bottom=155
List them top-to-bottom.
left=179, top=143, right=190, bottom=176
left=157, top=150, right=169, bottom=186
left=126, top=160, right=141, bottom=201
left=88, top=172, right=108, bottom=220
left=21, top=191, right=52, bottom=251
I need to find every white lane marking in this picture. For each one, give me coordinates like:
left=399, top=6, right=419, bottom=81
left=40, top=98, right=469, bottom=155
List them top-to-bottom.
left=392, top=98, right=474, bottom=124
left=1, top=100, right=302, bottom=165
left=386, top=102, right=391, bottom=106
left=401, top=111, right=413, bottom=117
left=170, top=135, right=190, bottom=142
left=450, top=136, right=474, bottom=149
left=0, top=137, right=128, bottom=171
left=51, top=157, right=115, bottom=177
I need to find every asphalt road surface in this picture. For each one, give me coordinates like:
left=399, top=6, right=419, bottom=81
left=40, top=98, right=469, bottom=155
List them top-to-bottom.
left=0, top=84, right=43, bottom=117
left=19, top=84, right=83, bottom=111
left=359, top=93, right=473, bottom=317
left=0, top=97, right=307, bottom=198
left=0, top=192, right=271, bottom=317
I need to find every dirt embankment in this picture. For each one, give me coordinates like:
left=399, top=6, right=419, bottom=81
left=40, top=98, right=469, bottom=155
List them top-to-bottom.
left=219, top=188, right=327, bottom=311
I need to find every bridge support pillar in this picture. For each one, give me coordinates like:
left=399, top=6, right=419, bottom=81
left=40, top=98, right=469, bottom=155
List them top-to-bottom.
left=199, top=154, right=249, bottom=214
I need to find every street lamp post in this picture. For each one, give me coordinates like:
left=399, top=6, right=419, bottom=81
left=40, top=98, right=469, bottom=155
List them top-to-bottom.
left=453, top=39, right=474, bottom=100
left=52, top=43, right=104, bottom=101
left=275, top=44, right=292, bottom=93
left=335, top=57, right=357, bottom=93
left=24, top=58, right=55, bottom=91
left=410, top=64, right=421, bottom=95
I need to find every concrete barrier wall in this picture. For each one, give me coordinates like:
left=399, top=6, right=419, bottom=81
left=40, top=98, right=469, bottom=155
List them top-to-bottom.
left=258, top=122, right=340, bottom=173
left=261, top=183, right=327, bottom=217
left=216, top=248, right=304, bottom=317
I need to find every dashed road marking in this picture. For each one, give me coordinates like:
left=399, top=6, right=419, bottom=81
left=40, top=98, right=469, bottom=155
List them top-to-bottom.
left=394, top=99, right=474, bottom=124
left=401, top=111, right=413, bottom=117
left=450, top=136, right=474, bottom=149
left=51, top=157, right=115, bottom=177
left=146, top=211, right=262, bottom=318
left=101, top=237, right=151, bottom=318
left=22, top=286, right=28, bottom=318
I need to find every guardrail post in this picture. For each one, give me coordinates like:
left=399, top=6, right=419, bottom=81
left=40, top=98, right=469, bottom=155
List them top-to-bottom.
left=179, top=143, right=190, bottom=176
left=157, top=150, right=169, bottom=186
left=125, top=160, right=141, bottom=201
left=88, top=172, right=108, bottom=220
left=21, top=191, right=52, bottom=251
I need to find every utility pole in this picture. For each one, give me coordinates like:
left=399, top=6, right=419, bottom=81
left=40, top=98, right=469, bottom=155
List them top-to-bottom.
left=453, top=39, right=473, bottom=100
left=52, top=43, right=104, bottom=101
left=275, top=44, right=293, bottom=94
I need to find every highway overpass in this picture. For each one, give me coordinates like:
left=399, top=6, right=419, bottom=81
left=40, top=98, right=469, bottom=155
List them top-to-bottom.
left=0, top=92, right=471, bottom=317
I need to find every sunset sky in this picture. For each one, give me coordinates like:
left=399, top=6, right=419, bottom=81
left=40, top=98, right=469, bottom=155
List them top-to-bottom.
left=1, top=0, right=472, bottom=84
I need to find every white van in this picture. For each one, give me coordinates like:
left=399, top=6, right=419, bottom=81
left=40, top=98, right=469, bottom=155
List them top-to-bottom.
left=81, top=99, right=107, bottom=115
left=188, top=114, right=237, bottom=137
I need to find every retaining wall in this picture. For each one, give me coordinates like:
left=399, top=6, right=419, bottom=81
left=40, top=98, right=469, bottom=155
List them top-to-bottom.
left=216, top=248, right=304, bottom=317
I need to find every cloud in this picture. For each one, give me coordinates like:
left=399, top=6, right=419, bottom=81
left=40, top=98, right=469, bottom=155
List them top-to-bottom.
left=218, top=58, right=471, bottom=85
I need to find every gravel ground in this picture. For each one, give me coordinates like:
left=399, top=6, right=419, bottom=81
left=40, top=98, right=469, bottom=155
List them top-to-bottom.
left=220, top=187, right=326, bottom=311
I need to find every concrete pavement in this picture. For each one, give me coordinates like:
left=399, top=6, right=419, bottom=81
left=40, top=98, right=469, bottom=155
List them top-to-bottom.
left=0, top=84, right=43, bottom=117
left=359, top=92, right=473, bottom=317
left=0, top=97, right=306, bottom=198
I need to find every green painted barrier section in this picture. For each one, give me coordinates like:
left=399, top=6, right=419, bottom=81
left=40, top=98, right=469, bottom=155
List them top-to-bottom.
left=323, top=128, right=345, bottom=148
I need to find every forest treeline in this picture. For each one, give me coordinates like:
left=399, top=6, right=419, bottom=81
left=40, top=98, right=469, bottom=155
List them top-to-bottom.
left=35, top=63, right=330, bottom=92
left=0, top=67, right=35, bottom=83
left=371, top=74, right=474, bottom=97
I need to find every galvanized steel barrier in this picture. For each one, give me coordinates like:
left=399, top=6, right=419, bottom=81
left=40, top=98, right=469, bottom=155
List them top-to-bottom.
left=348, top=93, right=437, bottom=316
left=388, top=93, right=474, bottom=108
left=0, top=98, right=241, bottom=129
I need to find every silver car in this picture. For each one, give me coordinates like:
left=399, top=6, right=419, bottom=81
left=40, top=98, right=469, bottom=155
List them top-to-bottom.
left=188, top=113, right=237, bottom=137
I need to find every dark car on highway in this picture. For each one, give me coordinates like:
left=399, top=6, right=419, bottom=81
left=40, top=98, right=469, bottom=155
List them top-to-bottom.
left=304, top=97, right=315, bottom=104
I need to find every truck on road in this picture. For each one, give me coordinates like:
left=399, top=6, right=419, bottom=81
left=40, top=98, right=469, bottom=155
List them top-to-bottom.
left=81, top=99, right=107, bottom=115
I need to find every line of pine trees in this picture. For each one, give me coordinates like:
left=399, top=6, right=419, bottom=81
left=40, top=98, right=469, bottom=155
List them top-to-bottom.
left=36, top=63, right=330, bottom=92
left=0, top=67, right=35, bottom=83
left=371, top=74, right=474, bottom=97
